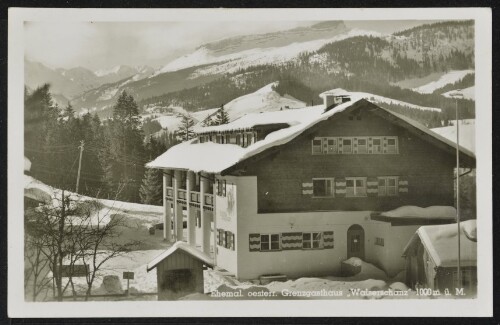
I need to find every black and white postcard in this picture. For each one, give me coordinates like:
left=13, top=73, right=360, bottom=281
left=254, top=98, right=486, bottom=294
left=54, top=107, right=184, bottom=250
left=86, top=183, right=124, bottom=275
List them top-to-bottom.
left=7, top=7, right=493, bottom=317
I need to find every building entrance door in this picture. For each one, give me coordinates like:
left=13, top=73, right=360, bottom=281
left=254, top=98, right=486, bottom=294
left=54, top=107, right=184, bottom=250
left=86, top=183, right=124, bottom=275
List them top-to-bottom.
left=347, top=224, right=365, bottom=260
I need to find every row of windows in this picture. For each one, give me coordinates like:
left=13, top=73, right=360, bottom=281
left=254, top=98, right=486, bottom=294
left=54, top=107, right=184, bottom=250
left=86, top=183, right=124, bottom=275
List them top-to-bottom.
left=199, top=132, right=256, bottom=148
left=312, top=136, right=398, bottom=155
left=312, top=176, right=398, bottom=198
left=259, top=232, right=326, bottom=251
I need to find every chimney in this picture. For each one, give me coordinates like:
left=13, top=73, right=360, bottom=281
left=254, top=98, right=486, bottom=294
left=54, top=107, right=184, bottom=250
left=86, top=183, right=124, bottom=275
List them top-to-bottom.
left=323, top=93, right=350, bottom=112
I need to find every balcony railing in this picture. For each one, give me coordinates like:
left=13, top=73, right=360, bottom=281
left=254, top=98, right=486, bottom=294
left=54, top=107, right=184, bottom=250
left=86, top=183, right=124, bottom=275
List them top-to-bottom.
left=166, top=187, right=174, bottom=198
left=178, top=189, right=187, bottom=201
left=190, top=191, right=201, bottom=203
left=204, top=193, right=214, bottom=206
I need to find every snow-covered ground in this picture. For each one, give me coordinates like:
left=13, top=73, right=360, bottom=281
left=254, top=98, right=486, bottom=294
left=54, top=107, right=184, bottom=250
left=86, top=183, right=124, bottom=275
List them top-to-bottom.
left=412, top=70, right=474, bottom=94
left=216, top=82, right=306, bottom=121
left=442, top=86, right=475, bottom=100
left=431, top=119, right=475, bottom=153
left=185, top=257, right=422, bottom=300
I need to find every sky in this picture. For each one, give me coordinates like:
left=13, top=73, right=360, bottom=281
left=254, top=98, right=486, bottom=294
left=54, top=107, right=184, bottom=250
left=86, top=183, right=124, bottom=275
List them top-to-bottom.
left=24, top=20, right=439, bottom=72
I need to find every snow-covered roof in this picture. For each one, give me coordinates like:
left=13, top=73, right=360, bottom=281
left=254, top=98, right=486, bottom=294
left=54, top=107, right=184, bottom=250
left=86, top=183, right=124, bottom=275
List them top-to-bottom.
left=319, top=88, right=350, bottom=97
left=147, top=93, right=475, bottom=174
left=147, top=98, right=359, bottom=173
left=194, top=106, right=325, bottom=134
left=372, top=206, right=457, bottom=225
left=405, top=220, right=477, bottom=268
left=146, top=241, right=214, bottom=272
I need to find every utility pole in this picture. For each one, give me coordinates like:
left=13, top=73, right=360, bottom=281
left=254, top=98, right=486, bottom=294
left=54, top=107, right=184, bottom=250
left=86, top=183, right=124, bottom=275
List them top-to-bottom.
left=450, top=91, right=463, bottom=287
left=76, top=140, right=84, bottom=194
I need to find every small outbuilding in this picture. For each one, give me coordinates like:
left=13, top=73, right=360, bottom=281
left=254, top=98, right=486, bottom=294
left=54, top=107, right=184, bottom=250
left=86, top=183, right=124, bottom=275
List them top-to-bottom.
left=403, top=220, right=477, bottom=294
left=147, top=241, right=214, bottom=300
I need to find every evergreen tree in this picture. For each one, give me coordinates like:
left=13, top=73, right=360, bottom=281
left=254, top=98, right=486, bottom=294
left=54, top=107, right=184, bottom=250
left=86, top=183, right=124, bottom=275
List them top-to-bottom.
left=103, top=91, right=145, bottom=202
left=214, top=104, right=229, bottom=125
left=175, top=114, right=195, bottom=142
left=201, top=114, right=214, bottom=127
left=139, top=168, right=163, bottom=205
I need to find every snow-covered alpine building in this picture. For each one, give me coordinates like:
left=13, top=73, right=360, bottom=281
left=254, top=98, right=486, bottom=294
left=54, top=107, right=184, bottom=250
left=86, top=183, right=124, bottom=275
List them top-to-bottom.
left=147, top=89, right=476, bottom=280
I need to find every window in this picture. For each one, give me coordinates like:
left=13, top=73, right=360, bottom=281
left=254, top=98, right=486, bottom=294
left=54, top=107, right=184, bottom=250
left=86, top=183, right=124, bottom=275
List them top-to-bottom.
left=246, top=133, right=253, bottom=146
left=236, top=134, right=241, bottom=146
left=199, top=136, right=204, bottom=143
left=387, top=137, right=398, bottom=153
left=326, top=138, right=337, bottom=154
left=357, top=138, right=367, bottom=154
left=372, top=138, right=382, bottom=154
left=312, top=139, right=322, bottom=154
left=342, top=139, right=352, bottom=154
left=378, top=176, right=398, bottom=196
left=346, top=177, right=367, bottom=197
left=312, top=178, right=334, bottom=197
left=303, top=232, right=323, bottom=249
left=260, top=234, right=280, bottom=251
left=375, top=237, right=385, bottom=246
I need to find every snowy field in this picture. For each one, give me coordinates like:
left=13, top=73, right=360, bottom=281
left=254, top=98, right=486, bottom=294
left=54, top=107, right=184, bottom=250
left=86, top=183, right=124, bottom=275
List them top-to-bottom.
left=411, top=70, right=474, bottom=94
left=431, top=119, right=475, bottom=153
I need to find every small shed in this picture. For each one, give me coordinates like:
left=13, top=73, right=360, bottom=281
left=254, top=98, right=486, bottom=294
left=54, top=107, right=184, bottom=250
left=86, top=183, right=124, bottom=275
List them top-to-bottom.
left=403, top=220, right=477, bottom=293
left=147, top=241, right=214, bottom=300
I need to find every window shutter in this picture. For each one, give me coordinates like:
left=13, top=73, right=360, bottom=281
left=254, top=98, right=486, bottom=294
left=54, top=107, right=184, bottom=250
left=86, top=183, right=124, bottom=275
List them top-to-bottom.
left=383, top=137, right=388, bottom=153
left=353, top=138, right=358, bottom=154
left=368, top=138, right=373, bottom=154
left=398, top=176, right=409, bottom=194
left=366, top=177, right=379, bottom=197
left=335, top=178, right=346, bottom=197
left=223, top=180, right=227, bottom=196
left=301, top=182, right=313, bottom=195
left=216, top=229, right=221, bottom=246
left=223, top=231, right=228, bottom=248
left=323, top=231, right=334, bottom=248
left=231, top=232, right=235, bottom=251
left=281, top=232, right=303, bottom=250
left=249, top=233, right=260, bottom=252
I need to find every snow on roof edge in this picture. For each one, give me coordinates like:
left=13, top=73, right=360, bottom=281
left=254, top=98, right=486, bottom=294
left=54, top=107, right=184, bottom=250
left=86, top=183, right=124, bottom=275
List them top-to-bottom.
left=378, top=106, right=475, bottom=159
left=146, top=241, right=214, bottom=272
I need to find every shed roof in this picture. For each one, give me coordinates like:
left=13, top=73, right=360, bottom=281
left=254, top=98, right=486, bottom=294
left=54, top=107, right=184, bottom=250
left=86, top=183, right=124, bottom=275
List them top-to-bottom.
left=403, top=220, right=477, bottom=268
left=146, top=241, right=214, bottom=272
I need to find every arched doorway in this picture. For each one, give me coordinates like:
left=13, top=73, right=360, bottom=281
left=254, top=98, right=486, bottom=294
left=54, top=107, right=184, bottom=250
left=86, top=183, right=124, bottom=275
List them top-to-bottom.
left=347, top=224, right=365, bottom=260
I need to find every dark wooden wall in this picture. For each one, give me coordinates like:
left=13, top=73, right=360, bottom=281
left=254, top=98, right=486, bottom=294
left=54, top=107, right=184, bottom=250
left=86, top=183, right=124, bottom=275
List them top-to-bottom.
left=241, top=107, right=457, bottom=213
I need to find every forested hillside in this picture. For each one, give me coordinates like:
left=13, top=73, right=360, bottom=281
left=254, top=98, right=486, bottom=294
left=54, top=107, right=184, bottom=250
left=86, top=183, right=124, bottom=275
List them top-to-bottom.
left=136, top=21, right=475, bottom=127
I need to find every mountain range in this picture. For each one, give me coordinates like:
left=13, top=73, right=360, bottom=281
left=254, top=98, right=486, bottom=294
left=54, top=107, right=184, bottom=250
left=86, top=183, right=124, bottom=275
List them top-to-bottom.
left=25, top=20, right=475, bottom=123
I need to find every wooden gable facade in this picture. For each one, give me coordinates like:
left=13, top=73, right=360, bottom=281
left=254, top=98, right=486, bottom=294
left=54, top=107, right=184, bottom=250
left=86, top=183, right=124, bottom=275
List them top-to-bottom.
left=223, top=100, right=475, bottom=213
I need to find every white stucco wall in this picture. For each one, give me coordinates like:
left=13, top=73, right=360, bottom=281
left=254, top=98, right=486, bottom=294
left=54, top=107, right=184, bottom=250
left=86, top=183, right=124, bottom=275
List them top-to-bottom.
left=214, top=176, right=239, bottom=274
left=225, top=176, right=418, bottom=280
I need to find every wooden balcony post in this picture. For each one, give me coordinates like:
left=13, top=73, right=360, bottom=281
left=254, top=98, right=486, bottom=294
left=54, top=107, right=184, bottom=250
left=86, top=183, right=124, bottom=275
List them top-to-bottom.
left=173, top=170, right=183, bottom=241
left=162, top=171, right=172, bottom=242
left=186, top=171, right=196, bottom=246
left=200, top=172, right=211, bottom=255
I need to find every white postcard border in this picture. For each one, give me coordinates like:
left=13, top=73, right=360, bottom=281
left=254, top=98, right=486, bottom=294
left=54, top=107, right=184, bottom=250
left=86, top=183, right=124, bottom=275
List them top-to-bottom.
left=8, top=7, right=493, bottom=318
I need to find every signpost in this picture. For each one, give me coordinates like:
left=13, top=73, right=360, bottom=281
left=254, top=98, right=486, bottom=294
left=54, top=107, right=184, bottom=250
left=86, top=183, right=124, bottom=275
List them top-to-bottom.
left=123, top=271, right=135, bottom=296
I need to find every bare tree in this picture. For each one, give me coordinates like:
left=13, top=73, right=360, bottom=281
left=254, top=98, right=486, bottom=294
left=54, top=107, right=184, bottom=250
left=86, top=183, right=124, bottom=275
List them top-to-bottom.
left=24, top=188, right=141, bottom=301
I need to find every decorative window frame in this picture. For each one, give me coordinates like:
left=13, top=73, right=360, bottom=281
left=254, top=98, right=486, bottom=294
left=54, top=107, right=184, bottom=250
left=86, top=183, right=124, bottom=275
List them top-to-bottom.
left=311, top=136, right=399, bottom=155
left=378, top=176, right=399, bottom=196
left=345, top=177, right=367, bottom=197
left=312, top=178, right=335, bottom=198
left=302, top=232, right=324, bottom=249
left=260, top=233, right=281, bottom=251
